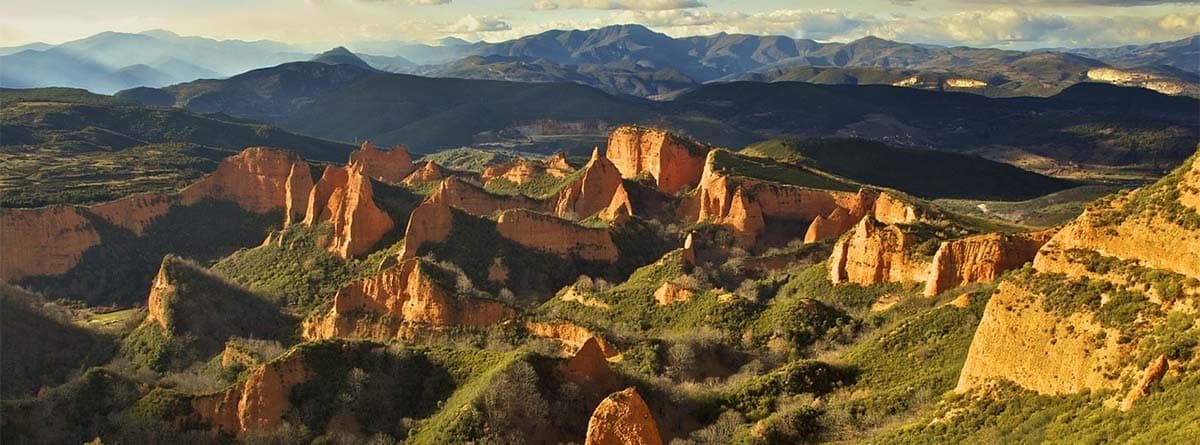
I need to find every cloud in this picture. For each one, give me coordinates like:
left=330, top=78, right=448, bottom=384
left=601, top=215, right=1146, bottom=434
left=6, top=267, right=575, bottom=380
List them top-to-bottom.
left=409, top=0, right=451, bottom=4
left=528, top=0, right=560, bottom=10
left=530, top=0, right=706, bottom=11
left=956, top=0, right=1194, bottom=6
left=609, top=7, right=1200, bottom=48
left=444, top=15, right=512, bottom=33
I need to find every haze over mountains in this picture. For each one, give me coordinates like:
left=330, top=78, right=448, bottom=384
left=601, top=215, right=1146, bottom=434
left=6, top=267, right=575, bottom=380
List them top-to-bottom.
left=2, top=25, right=1196, bottom=97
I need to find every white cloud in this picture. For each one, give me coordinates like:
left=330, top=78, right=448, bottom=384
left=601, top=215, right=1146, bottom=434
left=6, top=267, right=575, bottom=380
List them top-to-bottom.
left=409, top=0, right=451, bottom=5
left=527, top=0, right=560, bottom=10
left=532, top=0, right=705, bottom=11
left=608, top=7, right=1200, bottom=48
left=444, top=15, right=512, bottom=33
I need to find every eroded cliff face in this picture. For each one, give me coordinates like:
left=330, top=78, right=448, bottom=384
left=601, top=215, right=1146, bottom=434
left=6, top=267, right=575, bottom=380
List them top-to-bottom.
left=605, top=126, right=707, bottom=194
left=349, top=141, right=414, bottom=183
left=181, top=147, right=312, bottom=215
left=554, top=148, right=629, bottom=220
left=693, top=151, right=925, bottom=244
left=956, top=153, right=1200, bottom=399
left=403, top=161, right=446, bottom=185
left=302, top=162, right=394, bottom=258
left=432, top=176, right=541, bottom=216
left=88, top=193, right=175, bottom=235
left=398, top=197, right=454, bottom=260
left=0, top=206, right=101, bottom=280
left=496, top=209, right=619, bottom=262
left=829, top=216, right=932, bottom=285
left=924, top=229, right=1056, bottom=296
left=303, top=259, right=514, bottom=341
left=145, top=260, right=176, bottom=330
left=524, top=320, right=620, bottom=358
left=562, top=337, right=619, bottom=389
left=192, top=350, right=312, bottom=435
left=584, top=387, right=663, bottom=445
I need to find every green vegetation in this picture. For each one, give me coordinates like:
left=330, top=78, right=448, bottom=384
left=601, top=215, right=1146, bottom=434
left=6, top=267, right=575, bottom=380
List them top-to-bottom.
left=741, top=138, right=1074, bottom=200
left=419, top=147, right=553, bottom=172
left=708, top=149, right=856, bottom=191
left=1090, top=153, right=1200, bottom=230
left=483, top=168, right=584, bottom=200
left=935, top=184, right=1124, bottom=229
left=122, top=255, right=293, bottom=371
left=0, top=284, right=118, bottom=398
left=0, top=368, right=141, bottom=445
left=879, top=371, right=1200, bottom=444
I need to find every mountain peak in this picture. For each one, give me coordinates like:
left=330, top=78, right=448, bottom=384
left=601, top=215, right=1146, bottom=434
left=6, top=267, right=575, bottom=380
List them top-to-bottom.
left=311, top=46, right=373, bottom=70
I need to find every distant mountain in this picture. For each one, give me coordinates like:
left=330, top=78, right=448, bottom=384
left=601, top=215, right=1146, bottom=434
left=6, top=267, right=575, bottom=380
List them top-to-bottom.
left=0, top=30, right=310, bottom=93
left=1068, top=35, right=1200, bottom=74
left=0, top=41, right=52, bottom=56
left=311, top=47, right=376, bottom=70
left=415, top=55, right=695, bottom=97
left=117, top=61, right=1198, bottom=174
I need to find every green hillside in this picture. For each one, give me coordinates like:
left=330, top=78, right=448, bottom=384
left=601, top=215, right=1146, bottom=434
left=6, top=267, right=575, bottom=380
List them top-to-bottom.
left=1, top=88, right=353, bottom=207
left=741, top=138, right=1076, bottom=200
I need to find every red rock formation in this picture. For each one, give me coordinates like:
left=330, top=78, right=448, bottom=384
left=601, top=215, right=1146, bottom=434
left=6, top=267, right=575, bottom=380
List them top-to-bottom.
left=605, top=126, right=707, bottom=194
left=349, top=141, right=414, bottom=183
left=181, top=147, right=312, bottom=215
left=554, top=148, right=628, bottom=220
left=546, top=151, right=573, bottom=172
left=956, top=153, right=1200, bottom=397
left=482, top=159, right=543, bottom=185
left=403, top=161, right=446, bottom=185
left=302, top=162, right=394, bottom=258
left=283, top=163, right=315, bottom=226
left=432, top=176, right=540, bottom=216
left=599, top=183, right=633, bottom=221
left=872, top=191, right=921, bottom=225
left=88, top=193, right=175, bottom=235
left=398, top=197, right=453, bottom=259
left=0, top=206, right=100, bottom=280
left=803, top=207, right=856, bottom=244
left=495, top=209, right=619, bottom=262
left=829, top=216, right=931, bottom=285
left=924, top=229, right=1056, bottom=296
left=680, top=233, right=696, bottom=268
left=303, top=259, right=514, bottom=340
left=145, top=261, right=175, bottom=330
left=653, top=282, right=695, bottom=306
left=524, top=320, right=620, bottom=358
left=562, top=337, right=619, bottom=389
left=192, top=351, right=312, bottom=434
left=1120, top=355, right=1169, bottom=411
left=585, top=387, right=663, bottom=445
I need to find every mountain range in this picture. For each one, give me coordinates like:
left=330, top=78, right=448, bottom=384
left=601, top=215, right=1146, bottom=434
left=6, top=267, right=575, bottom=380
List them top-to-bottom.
left=3, top=26, right=1197, bottom=97
left=116, top=59, right=1199, bottom=178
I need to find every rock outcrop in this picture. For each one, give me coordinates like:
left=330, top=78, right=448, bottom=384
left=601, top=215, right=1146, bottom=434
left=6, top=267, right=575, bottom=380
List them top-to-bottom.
left=606, top=126, right=708, bottom=194
left=349, top=141, right=414, bottom=183
left=181, top=147, right=312, bottom=217
left=554, top=148, right=630, bottom=220
left=694, top=150, right=925, bottom=244
left=546, top=151, right=573, bottom=171
left=956, top=152, right=1200, bottom=396
left=403, top=161, right=446, bottom=185
left=301, top=162, right=394, bottom=258
left=431, top=176, right=540, bottom=216
left=88, top=193, right=175, bottom=235
left=398, top=197, right=454, bottom=259
left=0, top=206, right=101, bottom=280
left=495, top=209, right=619, bottom=262
left=829, top=216, right=932, bottom=285
left=923, top=229, right=1056, bottom=296
left=303, top=259, right=514, bottom=340
left=653, top=282, right=695, bottom=306
left=524, top=320, right=620, bottom=358
left=562, top=337, right=619, bottom=389
left=192, top=350, right=312, bottom=434
left=1120, top=355, right=1169, bottom=411
left=584, top=387, right=663, bottom=445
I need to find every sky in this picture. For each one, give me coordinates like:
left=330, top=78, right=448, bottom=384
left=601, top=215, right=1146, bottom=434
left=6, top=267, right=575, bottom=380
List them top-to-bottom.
left=1, top=0, right=1198, bottom=50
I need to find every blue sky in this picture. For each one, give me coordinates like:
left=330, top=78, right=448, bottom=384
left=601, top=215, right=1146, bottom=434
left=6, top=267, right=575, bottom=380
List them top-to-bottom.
left=2, top=0, right=1197, bottom=49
